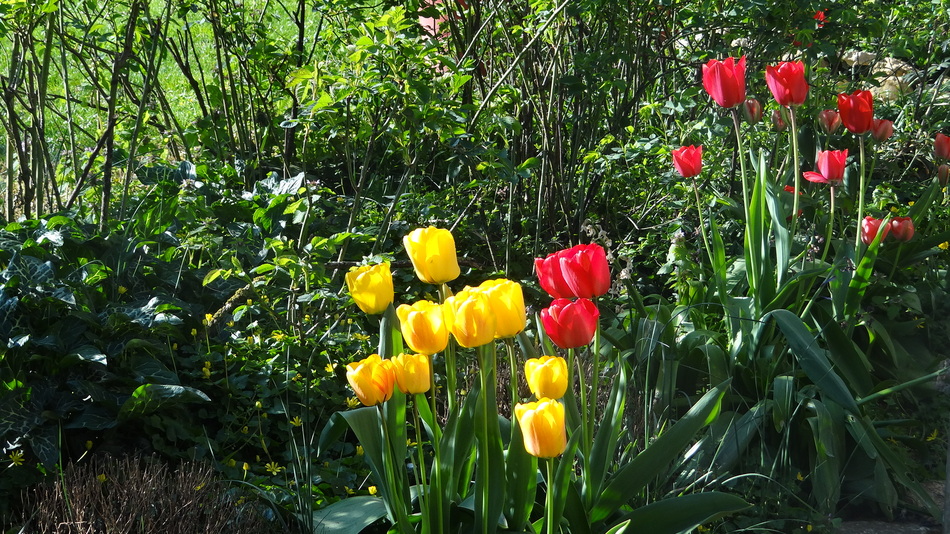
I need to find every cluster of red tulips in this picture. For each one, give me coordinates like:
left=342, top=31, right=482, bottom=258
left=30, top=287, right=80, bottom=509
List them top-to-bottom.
left=669, top=54, right=950, bottom=249
left=534, top=244, right=608, bottom=349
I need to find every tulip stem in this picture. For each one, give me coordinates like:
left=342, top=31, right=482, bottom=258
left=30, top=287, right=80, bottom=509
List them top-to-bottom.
left=789, top=107, right=802, bottom=242
left=731, top=109, right=751, bottom=225
left=854, top=136, right=867, bottom=254
left=440, top=283, right=458, bottom=416
left=588, top=324, right=601, bottom=460
left=506, top=338, right=520, bottom=409
left=426, top=372, right=446, bottom=533
left=411, top=400, right=430, bottom=531
left=377, top=404, right=414, bottom=534
left=545, top=458, right=557, bottom=534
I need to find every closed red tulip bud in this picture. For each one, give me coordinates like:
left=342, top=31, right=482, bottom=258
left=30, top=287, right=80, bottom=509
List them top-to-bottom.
left=701, top=56, right=746, bottom=108
left=765, top=61, right=808, bottom=107
left=837, top=90, right=874, bottom=135
left=742, top=98, right=763, bottom=124
left=772, top=109, right=787, bottom=131
left=818, top=110, right=841, bottom=135
left=871, top=119, right=893, bottom=142
left=936, top=133, right=950, bottom=161
left=672, top=145, right=703, bottom=178
left=803, top=149, right=848, bottom=185
left=938, top=164, right=950, bottom=187
left=861, top=216, right=889, bottom=245
left=889, top=217, right=914, bottom=242
left=540, top=298, right=599, bottom=349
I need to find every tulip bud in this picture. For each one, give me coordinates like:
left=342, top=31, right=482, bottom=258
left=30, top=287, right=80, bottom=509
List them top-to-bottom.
left=765, top=61, right=808, bottom=107
left=838, top=90, right=874, bottom=135
left=742, top=98, right=763, bottom=125
left=772, top=109, right=787, bottom=131
left=818, top=110, right=841, bottom=135
left=871, top=119, right=893, bottom=142
left=936, top=133, right=950, bottom=161
left=672, top=145, right=703, bottom=178
left=938, top=164, right=949, bottom=187
left=861, top=216, right=890, bottom=246
left=889, top=217, right=914, bottom=242
left=404, top=226, right=461, bottom=285
left=345, top=263, right=394, bottom=315
left=443, top=289, right=496, bottom=348
left=540, top=298, right=599, bottom=349
left=397, top=300, right=449, bottom=355
left=391, top=353, right=432, bottom=394
left=346, top=354, right=396, bottom=406
left=524, top=356, right=568, bottom=399
left=514, top=398, right=567, bottom=458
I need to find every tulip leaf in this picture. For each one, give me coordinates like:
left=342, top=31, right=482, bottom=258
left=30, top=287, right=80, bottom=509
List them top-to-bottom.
left=767, top=309, right=858, bottom=413
left=588, top=359, right=628, bottom=500
left=590, top=380, right=729, bottom=523
left=505, top=421, right=538, bottom=531
left=550, top=432, right=582, bottom=533
left=610, top=492, right=751, bottom=534
left=309, top=496, right=387, bottom=534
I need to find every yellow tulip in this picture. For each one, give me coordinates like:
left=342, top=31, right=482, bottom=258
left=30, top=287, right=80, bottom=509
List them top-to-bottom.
left=403, top=227, right=461, bottom=284
left=345, top=263, right=394, bottom=315
left=470, top=279, right=526, bottom=338
left=443, top=289, right=496, bottom=348
left=397, top=301, right=449, bottom=355
left=391, top=353, right=432, bottom=394
left=345, top=354, right=396, bottom=406
left=524, top=355, right=568, bottom=399
left=514, top=398, right=567, bottom=458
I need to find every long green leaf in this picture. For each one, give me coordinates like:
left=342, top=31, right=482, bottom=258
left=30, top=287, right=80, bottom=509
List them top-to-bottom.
left=588, top=360, right=628, bottom=501
left=590, top=380, right=729, bottom=523
left=612, top=492, right=751, bottom=534
left=310, top=496, right=387, bottom=534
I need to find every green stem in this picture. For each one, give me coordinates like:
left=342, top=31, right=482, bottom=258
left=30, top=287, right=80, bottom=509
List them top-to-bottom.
left=789, top=107, right=802, bottom=242
left=731, top=109, right=751, bottom=224
left=854, top=136, right=867, bottom=254
left=691, top=176, right=717, bottom=291
left=440, top=283, right=457, bottom=415
left=588, top=325, right=601, bottom=458
left=506, top=338, right=520, bottom=409
left=426, top=371, right=446, bottom=533
left=412, top=400, right=430, bottom=532
left=378, top=404, right=413, bottom=534
left=545, top=458, right=557, bottom=534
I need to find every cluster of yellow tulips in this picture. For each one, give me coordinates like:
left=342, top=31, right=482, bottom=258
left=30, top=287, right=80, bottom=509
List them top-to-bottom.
left=343, top=226, right=568, bottom=459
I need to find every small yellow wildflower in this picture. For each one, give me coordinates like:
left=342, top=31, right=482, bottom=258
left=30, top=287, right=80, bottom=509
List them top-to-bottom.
left=908, top=201, right=915, bottom=207
left=889, top=206, right=898, bottom=213
left=940, top=242, right=949, bottom=250
left=118, top=286, right=127, bottom=294
left=247, top=299, right=253, bottom=306
left=203, top=313, right=213, bottom=326
left=227, top=321, right=235, bottom=327
left=191, top=328, right=197, bottom=336
left=271, top=331, right=287, bottom=342
left=353, top=333, right=371, bottom=342
left=172, top=343, right=178, bottom=350
left=325, top=362, right=337, bottom=373
left=202, top=367, right=211, bottom=379
left=346, top=397, right=361, bottom=409
left=255, top=401, right=263, bottom=409
left=261, top=413, right=268, bottom=419
left=290, top=416, right=303, bottom=427
left=241, top=426, right=249, bottom=434
left=927, top=429, right=939, bottom=442
left=85, top=441, right=93, bottom=450
left=355, top=445, right=364, bottom=456
left=8, top=450, right=24, bottom=467
left=227, top=459, right=236, bottom=467
left=242, top=462, right=250, bottom=472
left=265, top=462, right=284, bottom=475
left=796, top=472, right=804, bottom=481
left=97, top=474, right=107, bottom=483
left=345, top=486, right=355, bottom=495
left=368, top=486, right=378, bottom=495
left=807, top=525, right=813, bottom=532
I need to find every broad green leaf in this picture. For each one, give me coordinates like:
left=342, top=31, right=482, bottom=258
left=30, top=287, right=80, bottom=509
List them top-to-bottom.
left=118, top=384, right=210, bottom=420
left=612, top=492, right=751, bottom=534
left=310, top=496, right=387, bottom=534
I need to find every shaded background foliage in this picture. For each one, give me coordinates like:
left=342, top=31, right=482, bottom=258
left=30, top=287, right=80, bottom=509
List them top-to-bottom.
left=0, top=0, right=949, bottom=530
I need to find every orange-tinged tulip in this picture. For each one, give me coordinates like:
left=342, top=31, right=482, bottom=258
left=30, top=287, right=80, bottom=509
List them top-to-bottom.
left=404, top=226, right=461, bottom=284
left=345, top=263, right=394, bottom=315
left=470, top=279, right=526, bottom=338
left=443, top=289, right=496, bottom=348
left=397, top=301, right=449, bottom=355
left=391, top=353, right=432, bottom=394
left=346, top=354, right=396, bottom=406
left=524, top=356, right=568, bottom=399
left=514, top=398, right=567, bottom=458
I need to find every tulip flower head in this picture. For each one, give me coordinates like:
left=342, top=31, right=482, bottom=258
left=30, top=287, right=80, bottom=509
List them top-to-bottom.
left=701, top=56, right=746, bottom=108
left=765, top=61, right=808, bottom=107
left=837, top=90, right=874, bottom=135
left=742, top=98, right=763, bottom=125
left=818, top=110, right=841, bottom=135
left=871, top=119, right=894, bottom=142
left=936, top=133, right=950, bottom=161
left=672, top=145, right=703, bottom=178
left=803, top=149, right=848, bottom=185
left=938, top=164, right=949, bottom=187
left=861, top=216, right=890, bottom=246
left=889, top=217, right=914, bottom=242
left=404, top=226, right=461, bottom=284
left=536, top=244, right=611, bottom=299
left=534, top=251, right=574, bottom=299
left=345, top=263, right=395, bottom=315
left=470, top=279, right=526, bottom=338
left=443, top=289, right=496, bottom=348
left=540, top=298, right=599, bottom=349
left=397, top=300, right=449, bottom=355
left=391, top=353, right=432, bottom=395
left=346, top=354, right=396, bottom=406
left=524, top=355, right=568, bottom=399
left=515, top=398, right=567, bottom=458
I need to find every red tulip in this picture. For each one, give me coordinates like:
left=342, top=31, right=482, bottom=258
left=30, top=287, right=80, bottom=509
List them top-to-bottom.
left=814, top=10, right=827, bottom=28
left=702, top=56, right=746, bottom=108
left=765, top=61, right=808, bottom=107
left=837, top=90, right=874, bottom=134
left=742, top=98, right=763, bottom=125
left=772, top=109, right=787, bottom=131
left=818, top=110, right=841, bottom=135
left=871, top=119, right=893, bottom=142
left=936, top=133, right=950, bottom=160
left=672, top=145, right=703, bottom=178
left=803, top=149, right=848, bottom=185
left=938, top=164, right=949, bottom=187
left=783, top=185, right=803, bottom=220
left=861, top=216, right=889, bottom=245
left=889, top=217, right=914, bottom=242
left=558, top=244, right=611, bottom=298
left=535, top=252, right=574, bottom=299
left=540, top=298, right=599, bottom=349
